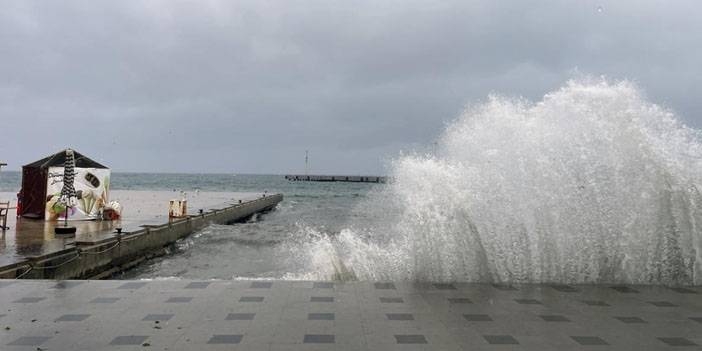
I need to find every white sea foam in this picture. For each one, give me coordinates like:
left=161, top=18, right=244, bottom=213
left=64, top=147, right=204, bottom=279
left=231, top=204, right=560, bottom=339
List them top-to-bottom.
left=301, top=78, right=702, bottom=285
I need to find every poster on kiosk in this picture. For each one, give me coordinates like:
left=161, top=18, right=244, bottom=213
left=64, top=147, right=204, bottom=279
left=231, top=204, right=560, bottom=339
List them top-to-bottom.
left=45, top=167, right=111, bottom=221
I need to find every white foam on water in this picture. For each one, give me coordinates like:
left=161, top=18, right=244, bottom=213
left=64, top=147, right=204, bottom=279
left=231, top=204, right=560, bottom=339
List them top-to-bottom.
left=296, top=78, right=702, bottom=285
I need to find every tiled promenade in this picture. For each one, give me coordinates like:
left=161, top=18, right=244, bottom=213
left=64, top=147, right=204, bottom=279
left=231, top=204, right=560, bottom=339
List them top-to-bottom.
left=0, top=280, right=700, bottom=350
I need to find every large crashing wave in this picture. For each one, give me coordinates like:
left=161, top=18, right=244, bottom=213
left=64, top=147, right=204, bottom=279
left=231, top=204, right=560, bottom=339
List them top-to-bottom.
left=297, top=78, right=702, bottom=285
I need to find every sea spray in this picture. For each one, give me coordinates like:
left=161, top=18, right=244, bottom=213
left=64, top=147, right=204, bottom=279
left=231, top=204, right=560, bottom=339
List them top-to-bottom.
left=308, top=78, right=702, bottom=285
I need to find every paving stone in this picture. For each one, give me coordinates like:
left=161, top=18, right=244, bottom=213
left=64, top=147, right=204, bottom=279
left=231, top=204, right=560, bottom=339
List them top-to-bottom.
left=52, top=281, right=84, bottom=289
left=250, top=281, right=272, bottom=289
left=117, top=282, right=147, bottom=289
left=184, top=282, right=210, bottom=289
left=313, top=282, right=334, bottom=289
left=374, top=282, right=396, bottom=290
left=433, top=283, right=456, bottom=290
left=492, top=284, right=518, bottom=291
left=550, top=284, right=579, bottom=292
left=610, top=285, right=639, bottom=293
left=669, top=287, right=698, bottom=294
left=240, top=296, right=264, bottom=302
left=310, top=296, right=334, bottom=302
left=13, top=297, right=45, bottom=303
left=90, top=297, right=119, bottom=303
left=166, top=297, right=193, bottom=303
left=379, top=297, right=404, bottom=303
left=447, top=297, right=472, bottom=304
left=515, top=298, right=542, bottom=305
left=581, top=300, right=609, bottom=306
left=648, top=301, right=677, bottom=307
left=226, top=313, right=256, bottom=320
left=308, top=313, right=334, bottom=320
left=387, top=313, right=414, bottom=320
left=55, top=314, right=90, bottom=322
left=143, top=314, right=174, bottom=321
left=464, top=314, right=492, bottom=322
left=540, top=315, right=570, bottom=322
left=615, top=316, right=646, bottom=323
left=208, top=334, right=243, bottom=344
left=304, top=334, right=335, bottom=343
left=110, top=335, right=148, bottom=345
left=395, top=335, right=427, bottom=344
left=483, top=335, right=518, bottom=344
left=8, top=336, right=51, bottom=346
left=571, top=336, right=608, bottom=345
left=658, top=337, right=698, bottom=346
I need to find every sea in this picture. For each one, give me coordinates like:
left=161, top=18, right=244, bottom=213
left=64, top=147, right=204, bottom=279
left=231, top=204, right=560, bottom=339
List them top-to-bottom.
left=2, top=79, right=702, bottom=285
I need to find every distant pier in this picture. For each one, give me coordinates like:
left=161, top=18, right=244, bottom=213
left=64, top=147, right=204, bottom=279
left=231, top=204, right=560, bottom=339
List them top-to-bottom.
left=285, top=174, right=388, bottom=183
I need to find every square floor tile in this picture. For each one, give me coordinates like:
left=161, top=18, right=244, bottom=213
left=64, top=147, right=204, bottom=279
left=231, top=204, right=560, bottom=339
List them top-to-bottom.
left=52, top=281, right=84, bottom=289
left=250, top=281, right=272, bottom=289
left=117, top=282, right=147, bottom=289
left=185, top=282, right=210, bottom=289
left=313, top=282, right=334, bottom=289
left=374, top=282, right=396, bottom=290
left=433, top=283, right=456, bottom=290
left=492, top=284, right=518, bottom=291
left=550, top=285, right=579, bottom=292
left=610, top=286, right=639, bottom=293
left=669, top=287, right=697, bottom=294
left=239, top=296, right=264, bottom=302
left=310, top=296, right=334, bottom=302
left=13, top=297, right=45, bottom=303
left=91, top=297, right=119, bottom=303
left=166, top=297, right=192, bottom=303
left=379, top=297, right=404, bottom=303
left=448, top=297, right=472, bottom=304
left=515, top=298, right=542, bottom=305
left=581, top=300, right=609, bottom=306
left=649, top=301, right=677, bottom=307
left=226, top=313, right=255, bottom=320
left=308, top=313, right=335, bottom=320
left=387, top=313, right=414, bottom=321
left=55, top=314, right=90, bottom=322
left=143, top=314, right=174, bottom=321
left=464, top=314, right=493, bottom=322
left=540, top=315, right=570, bottom=322
left=615, top=316, right=646, bottom=323
left=208, top=334, right=243, bottom=344
left=304, top=334, right=335, bottom=343
left=110, top=335, right=148, bottom=345
left=395, top=335, right=427, bottom=344
left=483, top=335, right=518, bottom=344
left=8, top=336, right=51, bottom=346
left=571, top=336, right=608, bottom=345
left=658, top=337, right=697, bottom=346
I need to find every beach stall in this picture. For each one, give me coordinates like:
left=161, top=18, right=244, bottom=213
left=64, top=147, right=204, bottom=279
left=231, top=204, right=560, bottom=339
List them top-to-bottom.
left=20, top=149, right=110, bottom=220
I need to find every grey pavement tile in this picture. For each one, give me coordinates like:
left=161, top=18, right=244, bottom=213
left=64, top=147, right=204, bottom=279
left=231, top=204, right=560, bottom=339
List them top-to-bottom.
left=52, top=281, right=84, bottom=289
left=250, top=281, right=273, bottom=289
left=117, top=282, right=147, bottom=289
left=184, top=282, right=211, bottom=289
left=313, top=282, right=334, bottom=289
left=374, top=282, right=396, bottom=290
left=433, top=283, right=456, bottom=290
left=492, top=284, right=518, bottom=291
left=550, top=284, right=579, bottom=292
left=610, top=286, right=639, bottom=293
left=669, top=287, right=698, bottom=294
left=166, top=296, right=193, bottom=303
left=240, top=296, right=265, bottom=302
left=310, top=296, right=334, bottom=302
left=13, top=297, right=45, bottom=303
left=91, top=297, right=119, bottom=303
left=379, top=297, right=404, bottom=303
left=447, top=297, right=472, bottom=304
left=515, top=298, right=542, bottom=305
left=581, top=300, right=609, bottom=306
left=648, top=301, right=677, bottom=307
left=226, top=313, right=255, bottom=320
left=308, top=313, right=335, bottom=320
left=387, top=313, right=414, bottom=320
left=55, top=314, right=90, bottom=322
left=143, top=314, right=174, bottom=321
left=464, top=314, right=492, bottom=322
left=540, top=315, right=570, bottom=322
left=614, top=316, right=646, bottom=323
left=690, top=317, right=702, bottom=324
left=208, top=334, right=243, bottom=344
left=304, top=334, right=335, bottom=343
left=110, top=335, right=149, bottom=345
left=395, top=335, right=427, bottom=344
left=483, top=335, right=518, bottom=344
left=7, top=336, right=51, bottom=346
left=571, top=336, right=608, bottom=345
left=658, top=337, right=698, bottom=346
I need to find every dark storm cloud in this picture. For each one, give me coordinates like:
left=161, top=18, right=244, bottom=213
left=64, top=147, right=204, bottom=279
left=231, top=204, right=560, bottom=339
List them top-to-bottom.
left=1, top=1, right=701, bottom=174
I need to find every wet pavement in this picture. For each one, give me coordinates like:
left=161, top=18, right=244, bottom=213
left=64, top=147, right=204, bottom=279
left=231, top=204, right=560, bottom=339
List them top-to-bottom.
left=0, top=191, right=264, bottom=267
left=0, top=280, right=700, bottom=350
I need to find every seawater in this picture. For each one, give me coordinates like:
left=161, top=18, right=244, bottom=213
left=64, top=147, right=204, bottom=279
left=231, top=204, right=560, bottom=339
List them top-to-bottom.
left=2, top=78, right=700, bottom=285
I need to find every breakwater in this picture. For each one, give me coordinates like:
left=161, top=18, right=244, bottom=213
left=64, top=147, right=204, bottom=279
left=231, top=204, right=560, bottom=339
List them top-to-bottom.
left=285, top=174, right=387, bottom=183
left=0, top=194, right=282, bottom=280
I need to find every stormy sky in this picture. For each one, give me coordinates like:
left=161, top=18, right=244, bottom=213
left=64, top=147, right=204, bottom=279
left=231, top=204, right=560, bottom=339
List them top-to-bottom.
left=2, top=1, right=701, bottom=174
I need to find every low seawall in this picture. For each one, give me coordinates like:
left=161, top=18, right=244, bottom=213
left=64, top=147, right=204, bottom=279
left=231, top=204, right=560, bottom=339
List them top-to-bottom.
left=285, top=174, right=387, bottom=183
left=0, top=194, right=283, bottom=280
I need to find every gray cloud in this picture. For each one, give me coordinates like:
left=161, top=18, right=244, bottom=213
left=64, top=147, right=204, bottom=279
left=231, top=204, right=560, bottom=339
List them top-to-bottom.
left=1, top=0, right=701, bottom=174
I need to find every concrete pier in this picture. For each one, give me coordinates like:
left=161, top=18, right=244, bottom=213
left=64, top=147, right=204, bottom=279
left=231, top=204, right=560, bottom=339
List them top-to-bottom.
left=285, top=175, right=388, bottom=183
left=0, top=193, right=283, bottom=280
left=0, top=280, right=700, bottom=350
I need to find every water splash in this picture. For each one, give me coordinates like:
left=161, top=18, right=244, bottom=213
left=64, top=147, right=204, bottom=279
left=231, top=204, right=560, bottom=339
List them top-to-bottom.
left=310, top=78, right=702, bottom=285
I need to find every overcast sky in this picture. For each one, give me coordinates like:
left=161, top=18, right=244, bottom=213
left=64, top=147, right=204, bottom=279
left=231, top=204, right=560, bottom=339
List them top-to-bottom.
left=1, top=1, right=700, bottom=174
